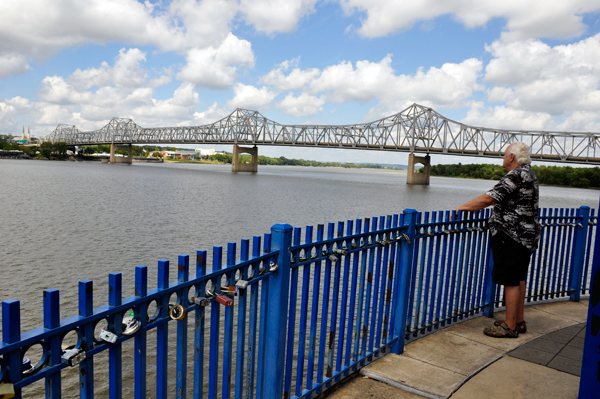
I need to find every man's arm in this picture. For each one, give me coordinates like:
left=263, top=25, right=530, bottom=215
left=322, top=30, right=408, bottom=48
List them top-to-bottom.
left=455, top=194, right=496, bottom=213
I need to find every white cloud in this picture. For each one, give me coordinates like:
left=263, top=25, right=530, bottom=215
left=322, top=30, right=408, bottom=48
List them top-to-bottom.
left=0, top=0, right=240, bottom=81
left=0, top=0, right=321, bottom=80
left=169, top=0, right=238, bottom=48
left=239, top=0, right=318, bottom=34
left=337, top=0, right=600, bottom=40
left=177, top=33, right=255, bottom=89
left=484, top=34, right=600, bottom=115
left=24, top=47, right=206, bottom=130
left=70, top=48, right=148, bottom=90
left=0, top=53, right=30, bottom=78
left=259, top=54, right=483, bottom=119
left=311, top=55, right=482, bottom=113
left=259, top=58, right=320, bottom=90
left=226, top=83, right=277, bottom=110
left=277, top=92, right=325, bottom=116
left=0, top=97, right=32, bottom=129
left=192, top=102, right=232, bottom=125
left=462, top=102, right=555, bottom=131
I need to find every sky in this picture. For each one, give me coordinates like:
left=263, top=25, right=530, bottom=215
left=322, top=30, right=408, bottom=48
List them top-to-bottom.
left=1, top=0, right=600, bottom=165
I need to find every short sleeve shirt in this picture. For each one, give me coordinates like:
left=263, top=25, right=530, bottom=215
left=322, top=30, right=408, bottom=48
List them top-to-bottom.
left=486, top=164, right=541, bottom=252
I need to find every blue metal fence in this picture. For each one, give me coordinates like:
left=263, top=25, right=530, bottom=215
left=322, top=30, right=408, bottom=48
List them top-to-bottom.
left=0, top=206, right=596, bottom=398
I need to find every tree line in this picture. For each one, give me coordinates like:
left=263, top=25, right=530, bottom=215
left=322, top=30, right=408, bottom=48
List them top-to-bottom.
left=209, top=154, right=401, bottom=169
left=426, top=163, right=600, bottom=188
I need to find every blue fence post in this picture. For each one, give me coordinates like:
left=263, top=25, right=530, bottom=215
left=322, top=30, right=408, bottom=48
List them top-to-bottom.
left=579, top=200, right=600, bottom=397
left=569, top=206, right=590, bottom=302
left=391, top=209, right=416, bottom=354
left=262, top=223, right=292, bottom=399
left=482, top=232, right=496, bottom=318
left=177, top=254, right=189, bottom=399
left=156, top=260, right=169, bottom=399
left=134, top=266, right=148, bottom=399
left=108, top=273, right=123, bottom=399
left=78, top=280, right=94, bottom=398
left=44, top=289, right=61, bottom=398
left=2, top=299, right=22, bottom=399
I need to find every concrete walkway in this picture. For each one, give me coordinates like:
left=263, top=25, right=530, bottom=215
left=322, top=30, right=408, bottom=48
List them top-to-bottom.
left=327, top=299, right=589, bottom=399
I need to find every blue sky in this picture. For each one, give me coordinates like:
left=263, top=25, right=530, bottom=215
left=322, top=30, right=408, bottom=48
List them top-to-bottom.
left=1, top=1, right=600, bottom=165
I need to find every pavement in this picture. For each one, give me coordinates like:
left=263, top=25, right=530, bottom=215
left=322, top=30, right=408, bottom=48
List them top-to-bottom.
left=326, top=299, right=589, bottom=399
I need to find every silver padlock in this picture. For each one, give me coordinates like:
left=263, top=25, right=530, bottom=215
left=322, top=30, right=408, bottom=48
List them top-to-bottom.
left=328, top=254, right=338, bottom=262
left=235, top=280, right=249, bottom=290
left=193, top=297, right=211, bottom=307
left=122, top=315, right=141, bottom=336
left=99, top=329, right=118, bottom=344
left=61, top=348, right=86, bottom=367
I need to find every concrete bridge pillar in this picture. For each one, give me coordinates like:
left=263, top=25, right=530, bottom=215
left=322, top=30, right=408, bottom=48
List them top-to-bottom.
left=109, top=143, right=133, bottom=164
left=232, top=144, right=258, bottom=173
left=406, top=153, right=430, bottom=185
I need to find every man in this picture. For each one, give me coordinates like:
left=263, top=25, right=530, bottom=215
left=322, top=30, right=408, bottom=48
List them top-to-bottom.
left=455, top=142, right=540, bottom=338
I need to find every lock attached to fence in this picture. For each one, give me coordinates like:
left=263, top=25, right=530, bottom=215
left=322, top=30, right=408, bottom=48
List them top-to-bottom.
left=235, top=280, right=248, bottom=296
left=222, top=285, right=237, bottom=295
left=216, top=295, right=234, bottom=307
left=192, top=297, right=211, bottom=307
left=169, top=304, right=186, bottom=320
left=122, top=313, right=142, bottom=335
left=99, top=329, right=118, bottom=344
left=61, top=348, right=86, bottom=367
left=0, top=382, right=15, bottom=399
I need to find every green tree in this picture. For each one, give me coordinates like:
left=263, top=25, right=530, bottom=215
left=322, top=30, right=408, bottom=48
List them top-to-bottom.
left=40, top=142, right=53, bottom=158
left=53, top=142, right=68, bottom=159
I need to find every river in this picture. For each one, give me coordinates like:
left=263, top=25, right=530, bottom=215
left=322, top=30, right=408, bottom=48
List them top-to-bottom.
left=0, top=159, right=598, bottom=395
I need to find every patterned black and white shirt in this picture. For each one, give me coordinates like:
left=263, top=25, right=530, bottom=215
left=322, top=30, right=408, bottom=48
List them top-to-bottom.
left=486, top=164, right=541, bottom=252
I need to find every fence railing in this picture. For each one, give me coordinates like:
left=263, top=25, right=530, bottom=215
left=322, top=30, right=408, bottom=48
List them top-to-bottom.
left=0, top=206, right=596, bottom=398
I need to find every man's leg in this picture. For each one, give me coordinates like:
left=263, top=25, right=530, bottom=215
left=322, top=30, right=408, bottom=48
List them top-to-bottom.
left=516, top=280, right=526, bottom=324
left=504, top=284, right=521, bottom=331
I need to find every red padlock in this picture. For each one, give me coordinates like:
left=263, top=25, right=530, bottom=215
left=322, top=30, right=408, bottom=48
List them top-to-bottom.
left=216, top=295, right=234, bottom=306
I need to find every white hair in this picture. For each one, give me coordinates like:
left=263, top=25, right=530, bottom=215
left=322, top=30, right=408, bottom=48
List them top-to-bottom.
left=508, top=142, right=532, bottom=165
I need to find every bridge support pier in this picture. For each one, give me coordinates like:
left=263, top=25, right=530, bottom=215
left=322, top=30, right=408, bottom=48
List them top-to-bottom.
left=109, top=143, right=133, bottom=164
left=232, top=145, right=258, bottom=173
left=406, top=153, right=430, bottom=185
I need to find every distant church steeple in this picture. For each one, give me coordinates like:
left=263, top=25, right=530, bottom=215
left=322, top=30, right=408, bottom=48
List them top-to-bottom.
left=21, top=125, right=25, bottom=141
left=27, top=126, right=30, bottom=143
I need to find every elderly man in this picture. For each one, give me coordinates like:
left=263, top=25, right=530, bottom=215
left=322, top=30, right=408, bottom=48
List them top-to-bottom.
left=455, top=142, right=540, bottom=338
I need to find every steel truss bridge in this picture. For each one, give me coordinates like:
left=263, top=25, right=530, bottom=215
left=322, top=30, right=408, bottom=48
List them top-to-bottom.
left=40, top=103, right=600, bottom=164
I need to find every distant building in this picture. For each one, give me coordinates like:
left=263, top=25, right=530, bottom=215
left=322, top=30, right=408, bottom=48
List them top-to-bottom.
left=20, top=126, right=31, bottom=144
left=195, top=148, right=217, bottom=157
left=161, top=150, right=197, bottom=160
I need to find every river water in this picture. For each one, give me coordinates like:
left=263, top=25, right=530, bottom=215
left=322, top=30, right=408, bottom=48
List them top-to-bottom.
left=1, top=159, right=598, bottom=395
left=1, top=159, right=598, bottom=329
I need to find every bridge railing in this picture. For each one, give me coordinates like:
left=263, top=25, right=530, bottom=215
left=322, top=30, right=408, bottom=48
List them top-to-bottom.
left=0, top=206, right=596, bottom=398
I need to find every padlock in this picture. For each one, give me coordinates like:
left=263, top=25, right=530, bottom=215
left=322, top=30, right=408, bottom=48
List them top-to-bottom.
left=328, top=254, right=338, bottom=262
left=235, top=280, right=248, bottom=296
left=222, top=286, right=236, bottom=295
left=216, top=295, right=234, bottom=306
left=192, top=297, right=211, bottom=307
left=169, top=304, right=186, bottom=320
left=122, top=315, right=141, bottom=336
left=99, top=329, right=118, bottom=344
left=61, top=348, right=86, bottom=367
left=22, top=357, right=32, bottom=373
left=0, top=382, right=15, bottom=399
